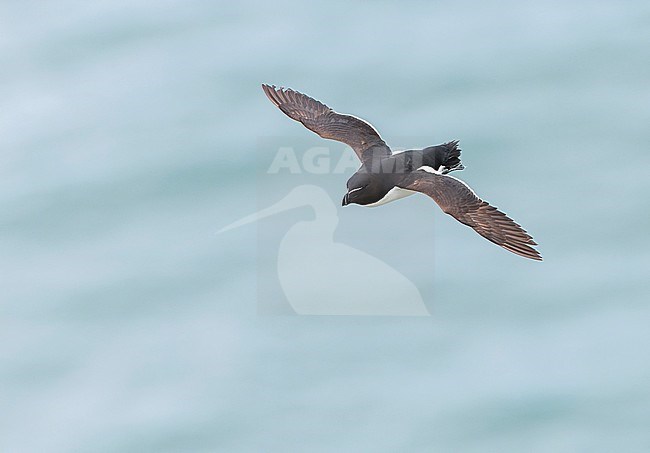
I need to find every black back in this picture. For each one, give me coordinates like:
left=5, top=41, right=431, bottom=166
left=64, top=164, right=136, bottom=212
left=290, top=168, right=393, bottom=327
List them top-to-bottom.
left=345, top=141, right=464, bottom=205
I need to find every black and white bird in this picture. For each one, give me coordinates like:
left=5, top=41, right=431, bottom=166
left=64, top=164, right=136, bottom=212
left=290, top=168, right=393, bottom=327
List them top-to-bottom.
left=262, top=84, right=542, bottom=261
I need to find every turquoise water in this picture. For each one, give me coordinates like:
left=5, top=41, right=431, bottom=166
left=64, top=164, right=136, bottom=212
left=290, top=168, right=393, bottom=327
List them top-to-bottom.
left=2, top=1, right=650, bottom=451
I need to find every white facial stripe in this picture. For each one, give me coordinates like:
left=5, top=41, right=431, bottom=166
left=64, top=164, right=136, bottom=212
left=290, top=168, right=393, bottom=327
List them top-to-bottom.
left=348, top=187, right=364, bottom=194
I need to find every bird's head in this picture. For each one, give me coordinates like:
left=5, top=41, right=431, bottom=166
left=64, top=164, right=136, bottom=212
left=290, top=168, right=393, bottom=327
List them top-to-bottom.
left=342, top=172, right=373, bottom=206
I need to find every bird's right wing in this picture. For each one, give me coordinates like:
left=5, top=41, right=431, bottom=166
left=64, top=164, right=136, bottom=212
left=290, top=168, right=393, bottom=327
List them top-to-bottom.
left=262, top=84, right=391, bottom=162
left=399, top=171, right=542, bottom=260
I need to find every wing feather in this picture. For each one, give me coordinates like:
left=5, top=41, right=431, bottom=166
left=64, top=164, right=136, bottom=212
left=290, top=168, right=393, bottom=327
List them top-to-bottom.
left=262, top=84, right=390, bottom=162
left=400, top=172, right=542, bottom=260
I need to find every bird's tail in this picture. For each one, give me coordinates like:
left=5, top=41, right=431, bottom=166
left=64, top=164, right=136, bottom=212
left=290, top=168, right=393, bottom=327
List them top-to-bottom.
left=422, top=140, right=464, bottom=174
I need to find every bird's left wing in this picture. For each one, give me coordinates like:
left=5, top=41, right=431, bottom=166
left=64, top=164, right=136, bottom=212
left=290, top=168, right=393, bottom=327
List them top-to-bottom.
left=262, top=84, right=391, bottom=162
left=399, top=171, right=542, bottom=260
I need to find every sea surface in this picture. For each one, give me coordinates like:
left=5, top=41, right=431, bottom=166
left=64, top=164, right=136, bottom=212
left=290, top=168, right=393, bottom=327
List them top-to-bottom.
left=2, top=1, right=650, bottom=452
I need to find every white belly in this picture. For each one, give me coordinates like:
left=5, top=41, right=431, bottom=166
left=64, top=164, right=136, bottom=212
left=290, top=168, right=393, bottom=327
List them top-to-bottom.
left=365, top=186, right=416, bottom=207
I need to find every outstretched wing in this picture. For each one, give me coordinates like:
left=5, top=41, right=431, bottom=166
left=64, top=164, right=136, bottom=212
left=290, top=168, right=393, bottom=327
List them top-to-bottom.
left=262, top=84, right=391, bottom=162
left=400, top=171, right=542, bottom=260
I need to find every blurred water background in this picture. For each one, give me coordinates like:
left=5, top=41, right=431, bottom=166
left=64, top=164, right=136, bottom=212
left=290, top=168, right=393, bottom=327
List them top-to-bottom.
left=2, top=1, right=650, bottom=451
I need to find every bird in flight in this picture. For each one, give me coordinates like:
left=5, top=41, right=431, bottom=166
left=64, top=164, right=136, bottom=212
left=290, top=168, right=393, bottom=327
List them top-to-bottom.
left=261, top=84, right=542, bottom=261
